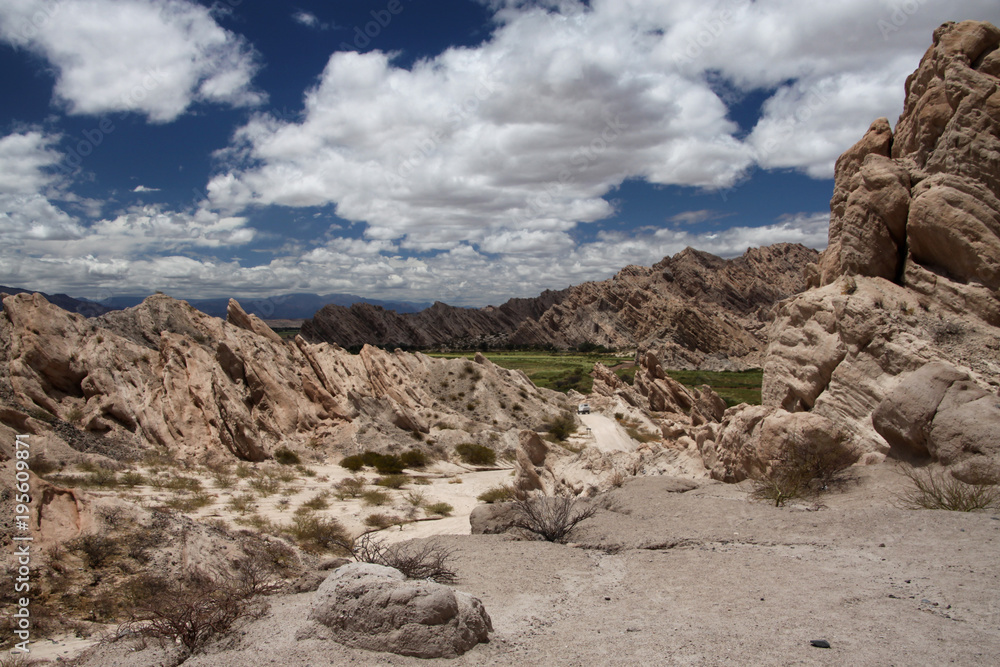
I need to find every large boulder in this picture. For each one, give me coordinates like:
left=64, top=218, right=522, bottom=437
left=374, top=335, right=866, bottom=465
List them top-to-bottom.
left=874, top=362, right=1000, bottom=483
left=304, top=563, right=492, bottom=659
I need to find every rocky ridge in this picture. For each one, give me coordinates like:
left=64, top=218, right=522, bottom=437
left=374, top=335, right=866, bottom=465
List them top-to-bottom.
left=718, top=20, right=1000, bottom=483
left=302, top=244, right=818, bottom=369
left=0, top=292, right=569, bottom=469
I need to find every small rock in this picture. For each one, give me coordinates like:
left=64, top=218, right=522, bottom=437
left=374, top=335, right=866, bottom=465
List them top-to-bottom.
left=810, top=640, right=831, bottom=649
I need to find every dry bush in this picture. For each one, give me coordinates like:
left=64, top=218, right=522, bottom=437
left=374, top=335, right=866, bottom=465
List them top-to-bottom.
left=750, top=436, right=856, bottom=507
left=897, top=465, right=1000, bottom=511
left=375, top=474, right=410, bottom=489
left=334, top=476, right=366, bottom=499
left=477, top=483, right=519, bottom=503
left=361, top=489, right=391, bottom=506
left=300, top=491, right=331, bottom=511
left=511, top=495, right=599, bottom=543
left=425, top=502, right=453, bottom=517
left=286, top=514, right=352, bottom=553
left=69, top=533, right=120, bottom=569
left=349, top=533, right=457, bottom=583
left=119, top=569, right=268, bottom=657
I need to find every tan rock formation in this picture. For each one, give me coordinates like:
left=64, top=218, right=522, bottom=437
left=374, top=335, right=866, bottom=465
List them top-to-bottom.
left=753, top=21, right=1000, bottom=481
left=0, top=292, right=567, bottom=464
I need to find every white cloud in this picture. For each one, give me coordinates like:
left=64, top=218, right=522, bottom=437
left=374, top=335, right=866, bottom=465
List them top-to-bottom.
left=0, top=0, right=264, bottom=122
left=206, top=0, right=1000, bottom=258
left=0, top=131, right=61, bottom=195
left=132, top=185, right=161, bottom=193
left=667, top=209, right=732, bottom=226
left=2, top=211, right=827, bottom=305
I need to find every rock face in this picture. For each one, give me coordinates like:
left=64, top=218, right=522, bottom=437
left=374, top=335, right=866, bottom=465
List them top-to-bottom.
left=816, top=20, right=1000, bottom=325
left=755, top=21, right=1000, bottom=481
left=303, top=244, right=817, bottom=369
left=0, top=292, right=567, bottom=464
left=873, top=362, right=1000, bottom=483
left=304, top=563, right=492, bottom=659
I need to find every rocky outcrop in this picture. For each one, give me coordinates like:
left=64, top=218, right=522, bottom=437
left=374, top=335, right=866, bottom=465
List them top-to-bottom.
left=816, top=20, right=1000, bottom=324
left=753, top=21, right=1000, bottom=481
left=303, top=244, right=817, bottom=369
left=0, top=292, right=566, bottom=464
left=873, top=362, right=1000, bottom=483
left=302, top=563, right=492, bottom=658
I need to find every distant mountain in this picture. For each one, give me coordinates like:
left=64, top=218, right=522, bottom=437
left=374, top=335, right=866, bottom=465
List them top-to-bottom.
left=300, top=243, right=820, bottom=369
left=0, top=286, right=112, bottom=316
left=0, top=289, right=432, bottom=320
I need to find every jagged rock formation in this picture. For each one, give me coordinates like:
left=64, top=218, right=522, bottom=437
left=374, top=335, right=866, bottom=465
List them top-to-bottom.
left=737, top=21, right=1000, bottom=482
left=302, top=244, right=817, bottom=369
left=300, top=291, right=568, bottom=349
left=0, top=292, right=567, bottom=465
left=301, top=563, right=492, bottom=659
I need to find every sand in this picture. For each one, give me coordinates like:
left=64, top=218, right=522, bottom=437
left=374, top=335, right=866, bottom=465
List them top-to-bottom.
left=66, top=464, right=1000, bottom=666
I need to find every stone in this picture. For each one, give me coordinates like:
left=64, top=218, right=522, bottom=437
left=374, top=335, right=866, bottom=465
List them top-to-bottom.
left=305, top=563, right=492, bottom=659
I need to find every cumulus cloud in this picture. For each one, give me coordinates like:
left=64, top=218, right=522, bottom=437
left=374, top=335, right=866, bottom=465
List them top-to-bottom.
left=0, top=0, right=264, bottom=122
left=206, top=0, right=999, bottom=257
left=132, top=185, right=161, bottom=193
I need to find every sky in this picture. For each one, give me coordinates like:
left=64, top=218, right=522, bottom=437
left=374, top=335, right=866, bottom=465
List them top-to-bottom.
left=1, top=0, right=999, bottom=307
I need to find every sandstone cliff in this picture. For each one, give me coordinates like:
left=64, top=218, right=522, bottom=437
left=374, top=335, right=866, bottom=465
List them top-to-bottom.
left=721, top=21, right=1000, bottom=483
left=302, top=244, right=818, bottom=370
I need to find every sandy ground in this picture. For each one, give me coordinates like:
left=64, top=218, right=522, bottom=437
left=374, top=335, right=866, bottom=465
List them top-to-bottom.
left=579, top=413, right=637, bottom=453
left=68, top=465, right=1000, bottom=666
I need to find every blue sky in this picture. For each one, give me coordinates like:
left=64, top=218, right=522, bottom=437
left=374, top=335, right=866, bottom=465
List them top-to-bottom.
left=1, top=0, right=998, bottom=306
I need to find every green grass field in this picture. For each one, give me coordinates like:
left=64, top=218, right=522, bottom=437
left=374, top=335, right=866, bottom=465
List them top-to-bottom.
left=426, top=350, right=762, bottom=404
left=426, top=351, right=633, bottom=394
left=665, top=368, right=763, bottom=407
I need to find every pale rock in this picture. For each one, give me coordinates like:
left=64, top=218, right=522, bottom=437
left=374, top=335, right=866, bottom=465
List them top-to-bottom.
left=304, top=563, right=492, bottom=659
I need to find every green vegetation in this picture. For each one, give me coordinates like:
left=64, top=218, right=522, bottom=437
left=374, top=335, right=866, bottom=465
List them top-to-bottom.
left=426, top=350, right=632, bottom=393
left=665, top=368, right=763, bottom=407
left=455, top=443, right=496, bottom=466
left=273, top=446, right=300, bottom=465
left=477, top=484, right=518, bottom=503
left=425, top=502, right=454, bottom=516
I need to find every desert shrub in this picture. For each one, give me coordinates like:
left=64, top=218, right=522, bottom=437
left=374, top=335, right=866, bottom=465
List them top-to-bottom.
left=544, top=411, right=577, bottom=442
left=750, top=435, right=857, bottom=507
left=455, top=443, right=496, bottom=466
left=273, top=447, right=300, bottom=465
left=400, top=448, right=429, bottom=468
left=370, top=453, right=405, bottom=475
left=340, top=454, right=365, bottom=472
left=235, top=463, right=254, bottom=478
left=296, top=465, right=317, bottom=477
left=897, top=465, right=1000, bottom=511
left=275, top=467, right=298, bottom=483
left=88, top=468, right=119, bottom=488
left=609, top=470, right=627, bottom=488
left=119, top=471, right=146, bottom=487
left=212, top=471, right=236, bottom=489
left=154, top=474, right=202, bottom=492
left=375, top=474, right=410, bottom=489
left=248, top=475, right=281, bottom=497
left=334, top=476, right=366, bottom=499
left=413, top=476, right=432, bottom=486
left=477, top=484, right=518, bottom=504
left=361, top=489, right=391, bottom=506
left=404, top=490, right=427, bottom=507
left=163, top=491, right=213, bottom=512
left=300, top=492, right=331, bottom=511
left=227, top=493, right=258, bottom=515
left=511, top=495, right=599, bottom=543
left=425, top=502, right=453, bottom=517
left=364, top=512, right=400, bottom=530
left=235, top=514, right=279, bottom=534
left=287, top=514, right=352, bottom=553
left=349, top=532, right=457, bottom=583
left=69, top=533, right=120, bottom=569
left=120, top=569, right=268, bottom=656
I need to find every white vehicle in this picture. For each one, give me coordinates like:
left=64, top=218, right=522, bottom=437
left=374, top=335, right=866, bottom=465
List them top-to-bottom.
left=577, top=403, right=591, bottom=414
